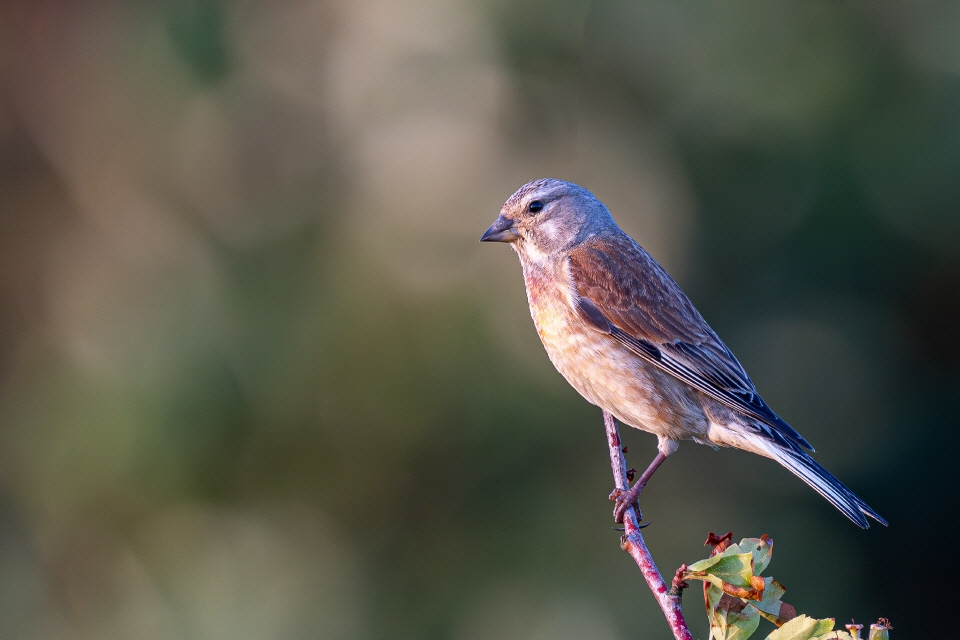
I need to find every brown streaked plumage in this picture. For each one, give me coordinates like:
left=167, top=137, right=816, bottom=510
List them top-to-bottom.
left=481, top=178, right=885, bottom=528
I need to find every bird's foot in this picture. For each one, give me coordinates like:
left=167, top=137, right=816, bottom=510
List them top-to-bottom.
left=609, top=484, right=644, bottom=524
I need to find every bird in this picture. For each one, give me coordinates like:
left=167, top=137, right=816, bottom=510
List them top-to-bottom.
left=480, top=178, right=886, bottom=528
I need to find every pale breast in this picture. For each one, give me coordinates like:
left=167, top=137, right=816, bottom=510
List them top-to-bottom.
left=521, top=260, right=707, bottom=443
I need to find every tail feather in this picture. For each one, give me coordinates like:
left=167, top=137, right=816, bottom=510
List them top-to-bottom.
left=764, top=444, right=886, bottom=529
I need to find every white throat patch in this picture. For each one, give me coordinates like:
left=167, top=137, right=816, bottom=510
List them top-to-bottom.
left=519, top=239, right=549, bottom=265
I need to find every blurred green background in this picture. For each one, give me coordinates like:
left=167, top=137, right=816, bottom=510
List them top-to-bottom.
left=1, top=1, right=957, bottom=638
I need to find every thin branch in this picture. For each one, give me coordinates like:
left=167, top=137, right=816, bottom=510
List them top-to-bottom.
left=604, top=410, right=693, bottom=640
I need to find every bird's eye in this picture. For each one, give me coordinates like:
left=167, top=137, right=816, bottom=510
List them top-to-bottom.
left=528, top=200, right=544, bottom=213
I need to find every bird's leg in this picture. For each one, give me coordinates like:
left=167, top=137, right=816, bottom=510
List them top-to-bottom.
left=610, top=451, right=668, bottom=523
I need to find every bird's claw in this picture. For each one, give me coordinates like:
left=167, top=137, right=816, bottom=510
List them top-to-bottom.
left=609, top=487, right=642, bottom=524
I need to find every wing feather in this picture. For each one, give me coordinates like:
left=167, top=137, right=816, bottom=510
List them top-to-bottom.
left=568, top=235, right=813, bottom=452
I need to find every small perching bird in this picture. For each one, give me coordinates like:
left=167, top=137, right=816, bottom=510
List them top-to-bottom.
left=481, top=178, right=885, bottom=528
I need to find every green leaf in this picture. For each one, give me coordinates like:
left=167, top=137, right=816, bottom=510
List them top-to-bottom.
left=734, top=536, right=774, bottom=575
left=686, top=550, right=732, bottom=573
left=685, top=552, right=765, bottom=599
left=687, top=552, right=756, bottom=586
left=751, top=577, right=796, bottom=626
left=707, top=588, right=761, bottom=640
left=766, top=615, right=837, bottom=640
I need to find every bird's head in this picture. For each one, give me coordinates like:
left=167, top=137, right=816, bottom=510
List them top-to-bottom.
left=480, top=179, right=616, bottom=263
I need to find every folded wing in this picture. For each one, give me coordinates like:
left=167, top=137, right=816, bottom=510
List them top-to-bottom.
left=567, top=235, right=813, bottom=453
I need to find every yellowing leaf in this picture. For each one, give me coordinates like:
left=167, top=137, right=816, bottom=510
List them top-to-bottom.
left=766, top=615, right=836, bottom=640
left=815, top=632, right=854, bottom=640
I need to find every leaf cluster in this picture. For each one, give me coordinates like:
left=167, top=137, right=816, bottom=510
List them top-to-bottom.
left=681, top=533, right=891, bottom=640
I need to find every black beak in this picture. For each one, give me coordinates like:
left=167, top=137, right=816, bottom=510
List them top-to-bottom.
left=480, top=215, right=519, bottom=243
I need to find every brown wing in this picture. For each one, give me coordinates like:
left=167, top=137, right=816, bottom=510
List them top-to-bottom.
left=567, top=234, right=812, bottom=452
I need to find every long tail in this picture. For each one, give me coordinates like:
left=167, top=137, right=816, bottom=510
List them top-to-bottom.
left=762, top=442, right=886, bottom=529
